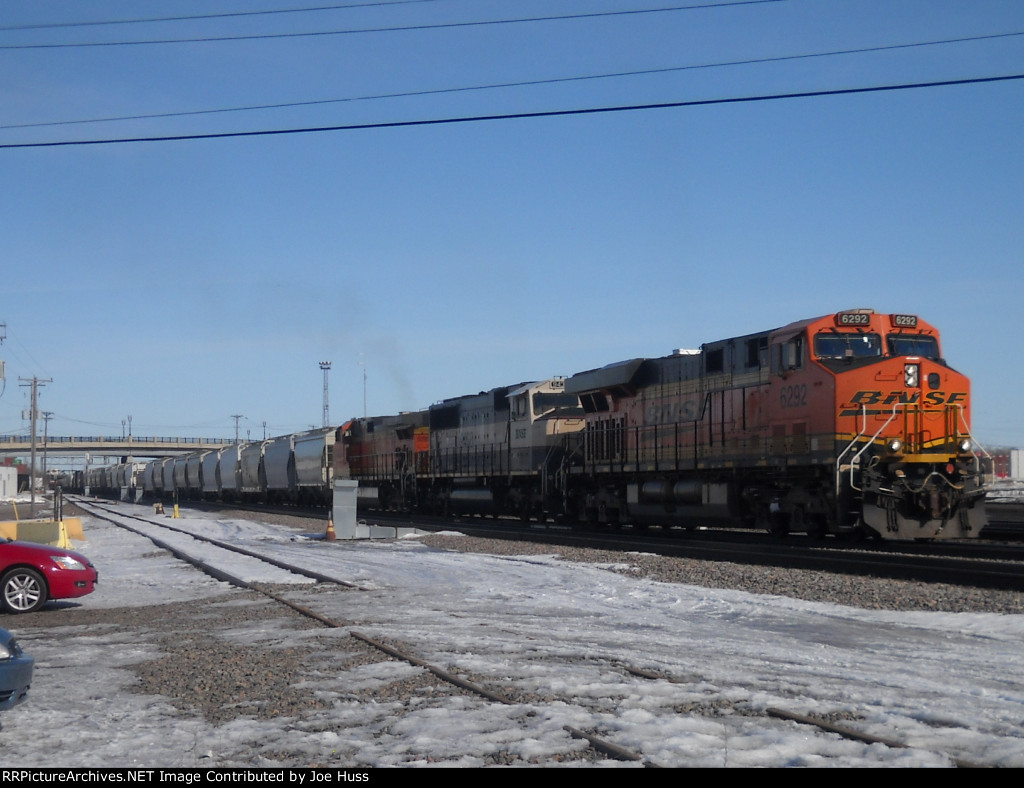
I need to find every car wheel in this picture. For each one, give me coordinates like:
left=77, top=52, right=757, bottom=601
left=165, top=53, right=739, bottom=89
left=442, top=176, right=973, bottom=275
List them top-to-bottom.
left=1, top=568, right=48, bottom=614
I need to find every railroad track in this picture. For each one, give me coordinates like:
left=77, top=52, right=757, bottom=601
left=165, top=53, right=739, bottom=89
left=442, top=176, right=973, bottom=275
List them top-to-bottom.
left=117, top=495, right=1024, bottom=591
left=64, top=496, right=1007, bottom=767
left=74, top=497, right=660, bottom=765
left=330, top=506, right=1024, bottom=592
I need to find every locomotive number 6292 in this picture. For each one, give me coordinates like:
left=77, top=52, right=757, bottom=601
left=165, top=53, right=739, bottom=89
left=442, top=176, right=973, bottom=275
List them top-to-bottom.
left=780, top=383, right=808, bottom=409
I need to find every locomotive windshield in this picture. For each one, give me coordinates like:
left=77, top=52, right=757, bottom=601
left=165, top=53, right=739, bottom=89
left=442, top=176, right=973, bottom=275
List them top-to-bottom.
left=814, top=332, right=882, bottom=359
left=887, top=334, right=940, bottom=359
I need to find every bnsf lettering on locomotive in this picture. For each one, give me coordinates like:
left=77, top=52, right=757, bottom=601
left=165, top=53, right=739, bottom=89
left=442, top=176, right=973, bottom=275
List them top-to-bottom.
left=849, top=390, right=966, bottom=407
left=849, top=390, right=919, bottom=406
left=850, top=390, right=881, bottom=405
left=883, top=391, right=919, bottom=405
left=924, top=391, right=967, bottom=406
left=645, top=399, right=700, bottom=424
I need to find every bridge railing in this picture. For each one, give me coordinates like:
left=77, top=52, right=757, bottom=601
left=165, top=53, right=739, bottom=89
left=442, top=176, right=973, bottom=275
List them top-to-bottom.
left=0, top=435, right=234, bottom=446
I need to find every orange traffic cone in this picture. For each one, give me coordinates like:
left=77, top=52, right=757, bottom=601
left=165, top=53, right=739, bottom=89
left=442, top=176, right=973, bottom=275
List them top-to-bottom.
left=325, top=518, right=336, bottom=541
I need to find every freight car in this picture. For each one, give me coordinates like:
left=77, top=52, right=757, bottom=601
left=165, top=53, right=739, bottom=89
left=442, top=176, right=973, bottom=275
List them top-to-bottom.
left=96, top=427, right=337, bottom=506
left=292, top=427, right=337, bottom=505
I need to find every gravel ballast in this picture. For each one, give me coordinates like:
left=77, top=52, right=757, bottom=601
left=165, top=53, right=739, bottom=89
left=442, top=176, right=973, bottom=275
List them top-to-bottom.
left=419, top=532, right=1024, bottom=614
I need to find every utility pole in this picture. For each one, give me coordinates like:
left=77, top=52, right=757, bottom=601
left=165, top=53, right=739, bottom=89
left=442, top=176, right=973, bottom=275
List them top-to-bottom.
left=320, top=361, right=331, bottom=428
left=19, top=376, right=52, bottom=517
left=41, top=411, right=53, bottom=493
left=231, top=414, right=245, bottom=444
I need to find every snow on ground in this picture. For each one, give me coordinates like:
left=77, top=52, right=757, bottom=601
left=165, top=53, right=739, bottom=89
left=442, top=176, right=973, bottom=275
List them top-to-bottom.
left=2, top=500, right=1024, bottom=768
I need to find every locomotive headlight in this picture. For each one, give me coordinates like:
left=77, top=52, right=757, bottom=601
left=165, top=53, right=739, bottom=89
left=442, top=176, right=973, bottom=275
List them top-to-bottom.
left=904, top=363, right=919, bottom=388
left=887, top=438, right=903, bottom=453
left=957, top=438, right=972, bottom=453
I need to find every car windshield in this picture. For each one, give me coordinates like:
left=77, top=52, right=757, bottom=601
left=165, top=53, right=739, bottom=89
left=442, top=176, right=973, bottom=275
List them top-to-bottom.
left=814, top=332, right=882, bottom=359
left=887, top=334, right=940, bottom=359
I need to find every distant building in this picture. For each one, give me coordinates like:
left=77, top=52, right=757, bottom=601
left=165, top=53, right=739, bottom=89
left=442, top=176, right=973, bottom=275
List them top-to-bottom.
left=989, top=447, right=1024, bottom=479
left=0, top=465, right=15, bottom=499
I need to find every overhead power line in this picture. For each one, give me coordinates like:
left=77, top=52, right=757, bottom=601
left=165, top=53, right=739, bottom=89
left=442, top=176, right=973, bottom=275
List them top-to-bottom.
left=0, top=1, right=787, bottom=49
left=0, top=1, right=440, bottom=32
left=3, top=29, right=1021, bottom=132
left=3, top=73, right=1021, bottom=150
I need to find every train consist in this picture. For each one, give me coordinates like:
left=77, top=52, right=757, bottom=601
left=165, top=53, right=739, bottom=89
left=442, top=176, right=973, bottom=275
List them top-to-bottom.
left=81, top=310, right=990, bottom=540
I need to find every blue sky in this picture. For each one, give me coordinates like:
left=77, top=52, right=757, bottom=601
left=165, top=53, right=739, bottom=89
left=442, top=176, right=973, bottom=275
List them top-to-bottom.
left=1, top=0, right=1022, bottom=451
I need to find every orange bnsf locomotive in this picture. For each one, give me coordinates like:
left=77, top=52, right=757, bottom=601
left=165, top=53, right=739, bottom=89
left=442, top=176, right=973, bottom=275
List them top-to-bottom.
left=331, top=309, right=989, bottom=539
left=561, top=309, right=989, bottom=539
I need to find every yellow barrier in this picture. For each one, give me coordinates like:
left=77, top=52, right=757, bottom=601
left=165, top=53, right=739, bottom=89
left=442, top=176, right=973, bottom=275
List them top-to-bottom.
left=0, top=517, right=85, bottom=548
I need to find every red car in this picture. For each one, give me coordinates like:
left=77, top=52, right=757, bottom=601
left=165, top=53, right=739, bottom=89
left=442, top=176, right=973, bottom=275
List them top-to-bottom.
left=0, top=539, right=98, bottom=614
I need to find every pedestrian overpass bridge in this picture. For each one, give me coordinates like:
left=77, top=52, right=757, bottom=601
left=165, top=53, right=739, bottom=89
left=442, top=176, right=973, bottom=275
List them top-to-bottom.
left=0, top=435, right=235, bottom=461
